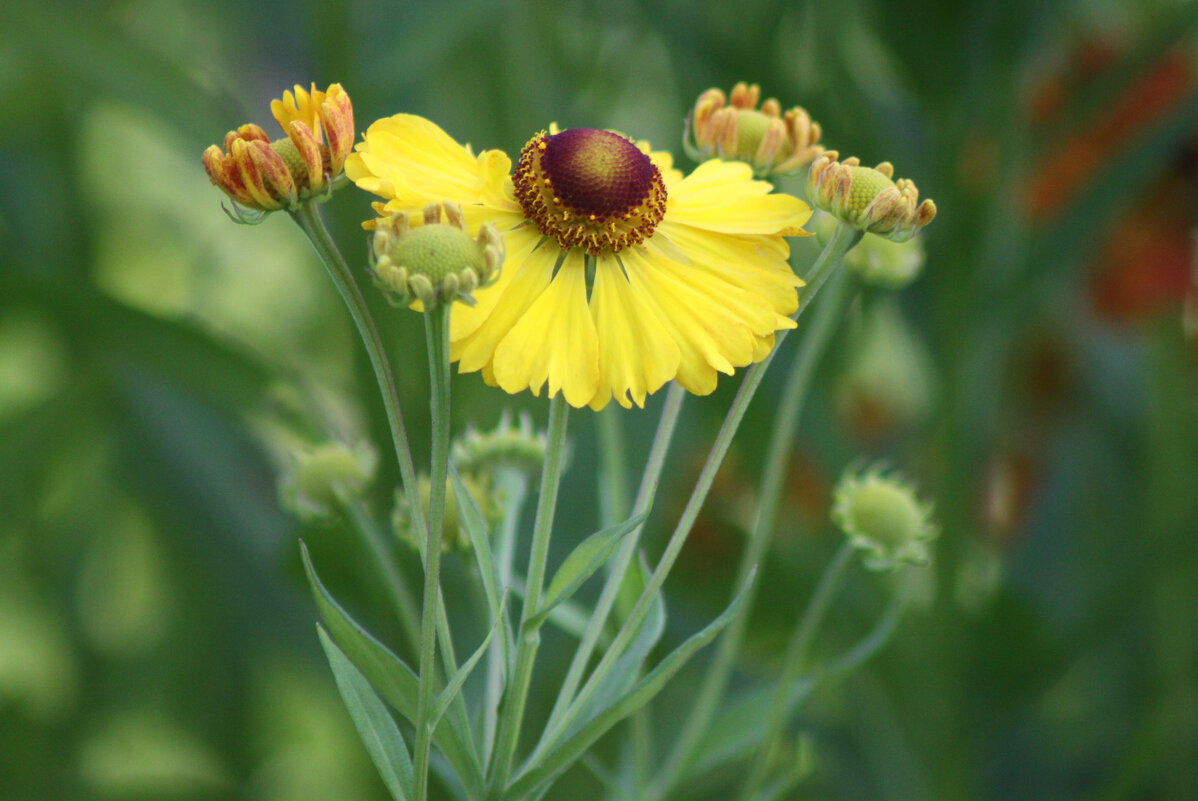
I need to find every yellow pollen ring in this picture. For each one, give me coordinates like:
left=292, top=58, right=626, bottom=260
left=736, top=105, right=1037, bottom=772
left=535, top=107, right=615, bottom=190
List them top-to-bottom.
left=513, top=128, right=667, bottom=256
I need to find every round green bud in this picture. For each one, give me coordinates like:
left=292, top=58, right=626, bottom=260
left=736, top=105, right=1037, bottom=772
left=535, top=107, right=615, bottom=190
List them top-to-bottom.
left=831, top=465, right=937, bottom=571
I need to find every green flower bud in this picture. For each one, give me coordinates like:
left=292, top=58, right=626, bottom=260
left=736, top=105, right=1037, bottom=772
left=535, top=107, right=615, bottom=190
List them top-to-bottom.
left=369, top=202, right=503, bottom=308
left=451, top=411, right=547, bottom=480
left=279, top=441, right=377, bottom=520
left=831, top=464, right=937, bottom=570
left=392, top=472, right=498, bottom=553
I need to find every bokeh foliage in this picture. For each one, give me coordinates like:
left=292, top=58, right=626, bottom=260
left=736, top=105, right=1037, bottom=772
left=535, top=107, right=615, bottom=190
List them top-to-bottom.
left=2, top=0, right=1197, bottom=799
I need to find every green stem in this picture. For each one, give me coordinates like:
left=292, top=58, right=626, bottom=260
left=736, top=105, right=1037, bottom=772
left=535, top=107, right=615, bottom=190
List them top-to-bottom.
left=289, top=203, right=424, bottom=539
left=543, top=226, right=862, bottom=758
left=651, top=264, right=856, bottom=799
left=413, top=304, right=453, bottom=801
left=538, top=383, right=685, bottom=745
left=489, top=394, right=570, bottom=796
left=597, top=404, right=631, bottom=527
left=484, top=468, right=530, bottom=764
left=739, top=542, right=856, bottom=801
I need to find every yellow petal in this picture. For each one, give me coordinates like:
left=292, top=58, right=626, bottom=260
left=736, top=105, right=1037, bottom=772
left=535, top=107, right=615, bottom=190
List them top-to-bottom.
left=348, top=114, right=516, bottom=214
left=668, top=159, right=812, bottom=234
left=655, top=222, right=802, bottom=324
left=449, top=224, right=543, bottom=344
left=454, top=237, right=557, bottom=372
left=620, top=246, right=757, bottom=395
left=491, top=252, right=600, bottom=407
left=590, top=255, right=681, bottom=409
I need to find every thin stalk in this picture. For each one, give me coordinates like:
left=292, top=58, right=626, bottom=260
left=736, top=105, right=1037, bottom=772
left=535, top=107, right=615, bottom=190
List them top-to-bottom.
left=289, top=203, right=424, bottom=539
left=542, top=226, right=862, bottom=755
left=651, top=266, right=856, bottom=798
left=412, top=305, right=454, bottom=801
left=539, top=384, right=686, bottom=741
left=489, top=395, right=571, bottom=797
left=597, top=404, right=631, bottom=527
left=484, top=468, right=530, bottom=764
left=345, top=500, right=422, bottom=657
left=738, top=542, right=856, bottom=801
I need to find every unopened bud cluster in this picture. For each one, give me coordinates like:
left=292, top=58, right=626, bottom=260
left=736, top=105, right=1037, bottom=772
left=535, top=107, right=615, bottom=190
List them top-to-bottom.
left=685, top=82, right=824, bottom=177
left=203, top=83, right=354, bottom=215
left=808, top=152, right=936, bottom=242
left=370, top=202, right=503, bottom=308
left=451, top=411, right=547, bottom=479
left=831, top=464, right=938, bottom=571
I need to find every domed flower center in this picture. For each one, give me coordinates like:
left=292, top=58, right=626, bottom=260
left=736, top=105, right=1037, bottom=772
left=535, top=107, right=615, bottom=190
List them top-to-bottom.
left=513, top=128, right=667, bottom=255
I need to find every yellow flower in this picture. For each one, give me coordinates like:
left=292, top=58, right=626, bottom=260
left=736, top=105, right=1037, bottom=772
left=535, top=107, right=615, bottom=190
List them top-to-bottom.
left=203, top=83, right=354, bottom=212
left=347, top=115, right=812, bottom=410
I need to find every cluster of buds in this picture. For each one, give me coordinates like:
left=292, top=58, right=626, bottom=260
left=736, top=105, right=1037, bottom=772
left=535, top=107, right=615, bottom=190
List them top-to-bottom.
left=685, top=82, right=824, bottom=177
left=203, top=83, right=354, bottom=216
left=808, top=152, right=936, bottom=242
left=370, top=202, right=503, bottom=309
left=451, top=411, right=548, bottom=480
left=831, top=464, right=938, bottom=571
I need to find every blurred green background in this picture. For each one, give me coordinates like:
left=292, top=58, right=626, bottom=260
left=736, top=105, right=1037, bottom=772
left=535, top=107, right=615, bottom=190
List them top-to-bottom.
left=2, top=0, right=1197, bottom=799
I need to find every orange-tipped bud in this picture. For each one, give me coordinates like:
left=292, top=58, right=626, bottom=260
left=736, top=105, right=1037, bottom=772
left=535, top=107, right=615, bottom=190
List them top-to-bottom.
left=685, top=82, right=825, bottom=176
left=204, top=83, right=355, bottom=214
left=808, top=151, right=937, bottom=242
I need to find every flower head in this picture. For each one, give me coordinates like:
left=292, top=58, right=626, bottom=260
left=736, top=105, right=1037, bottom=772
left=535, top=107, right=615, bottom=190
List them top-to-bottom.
left=685, top=82, right=824, bottom=177
left=203, top=83, right=354, bottom=214
left=346, top=115, right=812, bottom=410
left=808, top=152, right=936, bottom=242
left=370, top=202, right=503, bottom=308
left=452, top=411, right=547, bottom=479
left=279, top=441, right=377, bottom=520
left=831, top=464, right=937, bottom=570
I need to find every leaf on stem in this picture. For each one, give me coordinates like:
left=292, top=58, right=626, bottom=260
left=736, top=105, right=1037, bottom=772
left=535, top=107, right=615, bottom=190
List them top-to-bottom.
left=529, top=508, right=651, bottom=628
left=300, top=541, right=484, bottom=794
left=508, top=568, right=758, bottom=801
left=429, top=596, right=506, bottom=730
left=318, top=625, right=415, bottom=801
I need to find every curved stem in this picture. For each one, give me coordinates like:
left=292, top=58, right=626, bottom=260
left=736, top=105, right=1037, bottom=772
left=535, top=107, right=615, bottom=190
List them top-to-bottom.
left=289, top=204, right=424, bottom=536
left=544, top=226, right=863, bottom=761
left=651, top=265, right=856, bottom=798
left=413, top=304, right=453, bottom=801
left=538, top=383, right=686, bottom=746
left=489, top=394, right=570, bottom=796
left=597, top=404, right=631, bottom=527
left=484, top=467, right=529, bottom=763
left=739, top=542, right=855, bottom=801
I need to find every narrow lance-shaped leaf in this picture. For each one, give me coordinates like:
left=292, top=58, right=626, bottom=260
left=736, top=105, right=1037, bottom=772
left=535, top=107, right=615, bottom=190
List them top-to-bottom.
left=529, top=509, right=650, bottom=628
left=299, top=541, right=484, bottom=795
left=507, top=568, right=759, bottom=801
left=429, top=595, right=507, bottom=729
left=318, top=625, right=415, bottom=801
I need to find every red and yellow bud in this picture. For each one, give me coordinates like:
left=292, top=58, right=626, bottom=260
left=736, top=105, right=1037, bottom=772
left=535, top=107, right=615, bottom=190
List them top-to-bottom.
left=685, top=82, right=824, bottom=176
left=203, top=83, right=355, bottom=214
left=808, top=151, right=936, bottom=242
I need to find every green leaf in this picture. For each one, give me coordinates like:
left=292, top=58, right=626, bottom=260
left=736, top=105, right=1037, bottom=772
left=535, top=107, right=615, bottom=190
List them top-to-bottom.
left=529, top=509, right=650, bottom=628
left=300, top=541, right=483, bottom=796
left=573, top=552, right=665, bottom=730
left=507, top=568, right=758, bottom=801
left=509, top=578, right=612, bottom=646
left=429, top=596, right=506, bottom=730
left=317, top=625, right=415, bottom=801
